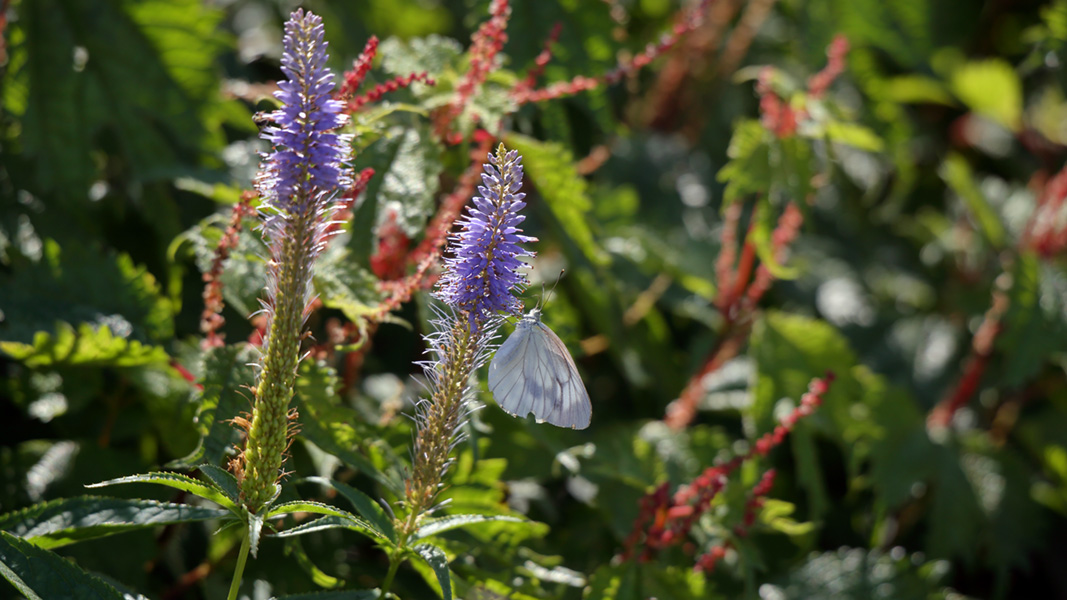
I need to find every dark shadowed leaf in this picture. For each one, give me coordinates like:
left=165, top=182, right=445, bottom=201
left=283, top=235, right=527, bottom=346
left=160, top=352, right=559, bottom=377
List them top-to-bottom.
left=170, top=344, right=257, bottom=469
left=301, top=476, right=396, bottom=542
left=0, top=496, right=228, bottom=549
left=0, top=531, right=127, bottom=600
left=413, top=543, right=452, bottom=600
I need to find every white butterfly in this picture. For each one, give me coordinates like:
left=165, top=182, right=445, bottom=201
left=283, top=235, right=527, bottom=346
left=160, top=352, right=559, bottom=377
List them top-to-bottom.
left=488, top=308, right=592, bottom=430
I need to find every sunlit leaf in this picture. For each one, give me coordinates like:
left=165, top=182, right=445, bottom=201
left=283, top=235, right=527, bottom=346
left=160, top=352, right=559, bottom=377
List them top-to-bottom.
left=86, top=472, right=237, bottom=512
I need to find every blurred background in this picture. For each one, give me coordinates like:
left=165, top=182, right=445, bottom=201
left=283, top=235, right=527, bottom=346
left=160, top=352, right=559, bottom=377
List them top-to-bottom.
left=3, top=0, right=1067, bottom=598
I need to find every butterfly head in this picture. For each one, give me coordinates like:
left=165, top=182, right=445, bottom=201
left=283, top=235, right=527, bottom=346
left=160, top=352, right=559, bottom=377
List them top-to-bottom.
left=524, top=307, right=543, bottom=324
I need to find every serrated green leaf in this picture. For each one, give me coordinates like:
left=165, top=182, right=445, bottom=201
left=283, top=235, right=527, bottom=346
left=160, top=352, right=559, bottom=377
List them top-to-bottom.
left=13, top=0, right=219, bottom=198
left=379, top=35, right=463, bottom=80
left=717, top=119, right=773, bottom=202
left=348, top=124, right=443, bottom=262
left=505, top=133, right=610, bottom=267
left=184, top=215, right=267, bottom=318
left=0, top=239, right=173, bottom=346
left=313, top=247, right=389, bottom=328
left=998, top=253, right=1067, bottom=387
left=0, top=322, right=168, bottom=367
left=170, top=344, right=257, bottom=469
left=295, top=361, right=406, bottom=494
left=198, top=464, right=241, bottom=505
left=86, top=472, right=238, bottom=512
left=302, top=477, right=396, bottom=542
left=0, top=496, right=228, bottom=549
left=249, top=510, right=265, bottom=558
left=414, top=514, right=529, bottom=541
left=272, top=515, right=389, bottom=545
left=0, top=531, right=127, bottom=600
left=414, top=543, right=452, bottom=600
left=769, top=547, right=957, bottom=599
left=271, top=591, right=380, bottom=600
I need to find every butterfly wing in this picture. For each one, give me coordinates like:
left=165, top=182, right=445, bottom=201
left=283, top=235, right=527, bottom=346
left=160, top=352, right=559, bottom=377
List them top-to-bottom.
left=488, top=315, right=592, bottom=430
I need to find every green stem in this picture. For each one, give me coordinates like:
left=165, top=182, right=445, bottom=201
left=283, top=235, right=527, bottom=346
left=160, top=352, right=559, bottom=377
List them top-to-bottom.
left=227, top=530, right=252, bottom=600
left=380, top=553, right=402, bottom=597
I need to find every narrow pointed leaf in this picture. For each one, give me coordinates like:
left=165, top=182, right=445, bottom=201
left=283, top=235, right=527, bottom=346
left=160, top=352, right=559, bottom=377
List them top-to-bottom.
left=199, top=464, right=241, bottom=505
left=86, top=472, right=237, bottom=511
left=302, top=476, right=396, bottom=542
left=0, top=496, right=229, bottom=550
left=249, top=510, right=265, bottom=558
left=414, top=514, right=526, bottom=541
left=272, top=515, right=389, bottom=544
left=0, top=531, right=127, bottom=600
left=413, top=543, right=452, bottom=600
left=270, top=591, right=380, bottom=600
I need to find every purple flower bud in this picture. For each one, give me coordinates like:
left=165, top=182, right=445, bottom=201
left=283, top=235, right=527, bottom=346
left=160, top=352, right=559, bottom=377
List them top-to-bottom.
left=436, top=145, right=536, bottom=321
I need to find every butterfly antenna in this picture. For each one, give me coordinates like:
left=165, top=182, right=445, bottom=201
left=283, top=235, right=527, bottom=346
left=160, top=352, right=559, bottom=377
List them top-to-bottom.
left=539, top=269, right=566, bottom=309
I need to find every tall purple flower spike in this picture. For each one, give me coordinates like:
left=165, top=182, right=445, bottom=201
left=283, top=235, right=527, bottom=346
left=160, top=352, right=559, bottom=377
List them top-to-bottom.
left=240, top=9, right=352, bottom=515
left=256, top=9, right=350, bottom=213
left=437, top=144, right=536, bottom=322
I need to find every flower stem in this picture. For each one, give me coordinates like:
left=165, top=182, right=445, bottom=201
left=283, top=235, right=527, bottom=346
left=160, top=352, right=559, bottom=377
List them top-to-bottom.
left=227, top=530, right=251, bottom=600
left=380, top=553, right=402, bottom=597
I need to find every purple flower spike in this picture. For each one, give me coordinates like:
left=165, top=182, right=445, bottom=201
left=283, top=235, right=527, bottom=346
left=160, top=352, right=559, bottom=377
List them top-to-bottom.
left=255, top=9, right=350, bottom=213
left=437, top=144, right=536, bottom=321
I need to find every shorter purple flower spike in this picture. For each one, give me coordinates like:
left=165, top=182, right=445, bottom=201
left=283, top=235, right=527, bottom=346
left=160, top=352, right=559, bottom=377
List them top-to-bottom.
left=437, top=144, right=536, bottom=321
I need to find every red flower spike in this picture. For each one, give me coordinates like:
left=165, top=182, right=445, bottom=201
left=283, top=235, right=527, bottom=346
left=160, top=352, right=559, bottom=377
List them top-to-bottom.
left=435, top=0, right=511, bottom=140
left=514, top=0, right=713, bottom=105
left=512, top=23, right=562, bottom=99
left=807, top=34, right=849, bottom=100
left=336, top=36, right=379, bottom=99
left=345, top=72, right=436, bottom=114
left=1024, top=164, right=1067, bottom=258
left=200, top=193, right=257, bottom=350
left=369, top=208, right=412, bottom=281
left=622, top=374, right=836, bottom=567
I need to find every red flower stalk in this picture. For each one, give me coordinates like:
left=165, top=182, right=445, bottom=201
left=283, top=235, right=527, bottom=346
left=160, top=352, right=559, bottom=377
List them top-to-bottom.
left=435, top=0, right=511, bottom=140
left=514, top=0, right=713, bottom=105
left=511, top=23, right=562, bottom=99
left=807, top=34, right=850, bottom=100
left=757, top=35, right=850, bottom=138
left=336, top=36, right=379, bottom=99
left=756, top=67, right=798, bottom=139
left=345, top=72, right=436, bottom=114
left=409, top=136, right=495, bottom=265
left=1024, top=164, right=1067, bottom=258
left=323, top=167, right=375, bottom=239
left=199, top=192, right=258, bottom=350
left=744, top=201, right=803, bottom=308
left=666, top=202, right=804, bottom=430
left=713, top=202, right=744, bottom=312
left=370, top=207, right=412, bottom=280
left=928, top=286, right=1009, bottom=428
left=625, top=372, right=835, bottom=565
left=737, top=468, right=776, bottom=533
left=694, top=544, right=728, bottom=573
